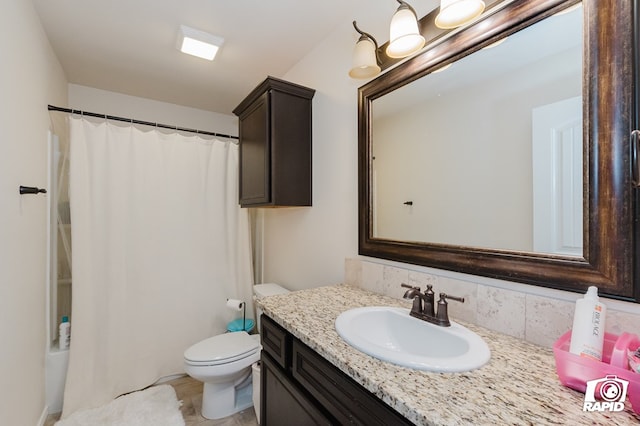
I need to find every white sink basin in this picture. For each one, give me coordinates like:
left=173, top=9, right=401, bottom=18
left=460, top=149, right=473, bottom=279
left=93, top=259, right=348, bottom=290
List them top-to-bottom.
left=335, top=306, right=490, bottom=372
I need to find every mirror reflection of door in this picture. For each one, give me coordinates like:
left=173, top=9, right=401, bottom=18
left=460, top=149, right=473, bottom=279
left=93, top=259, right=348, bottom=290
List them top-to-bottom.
left=532, top=96, right=583, bottom=256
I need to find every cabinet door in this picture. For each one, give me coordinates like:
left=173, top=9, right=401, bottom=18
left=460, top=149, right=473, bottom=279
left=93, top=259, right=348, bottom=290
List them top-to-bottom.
left=270, top=90, right=312, bottom=206
left=238, top=92, right=270, bottom=205
left=261, top=314, right=289, bottom=369
left=292, top=340, right=413, bottom=426
left=261, top=353, right=332, bottom=426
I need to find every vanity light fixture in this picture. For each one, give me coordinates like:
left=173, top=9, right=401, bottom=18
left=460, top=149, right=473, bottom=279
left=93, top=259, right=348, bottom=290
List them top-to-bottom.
left=386, top=0, right=426, bottom=58
left=435, top=0, right=485, bottom=29
left=349, top=21, right=382, bottom=79
left=177, top=25, right=224, bottom=61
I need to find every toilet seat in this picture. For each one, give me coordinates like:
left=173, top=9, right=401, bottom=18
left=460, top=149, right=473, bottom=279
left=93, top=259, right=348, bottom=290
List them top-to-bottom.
left=184, top=331, right=260, bottom=366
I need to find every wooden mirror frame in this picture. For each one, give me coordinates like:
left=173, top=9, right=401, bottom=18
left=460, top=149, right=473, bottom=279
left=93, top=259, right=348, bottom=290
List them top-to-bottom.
left=358, top=0, right=639, bottom=301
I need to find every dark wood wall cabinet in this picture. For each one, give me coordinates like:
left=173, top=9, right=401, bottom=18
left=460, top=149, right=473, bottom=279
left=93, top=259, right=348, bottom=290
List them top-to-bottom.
left=233, top=76, right=315, bottom=207
left=260, top=315, right=413, bottom=426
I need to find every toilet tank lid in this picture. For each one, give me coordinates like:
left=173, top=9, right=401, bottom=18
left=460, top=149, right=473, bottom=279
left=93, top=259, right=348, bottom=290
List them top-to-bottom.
left=254, top=283, right=290, bottom=299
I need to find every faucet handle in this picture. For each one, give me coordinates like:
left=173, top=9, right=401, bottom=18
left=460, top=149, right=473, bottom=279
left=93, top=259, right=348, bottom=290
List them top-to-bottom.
left=401, top=283, right=420, bottom=291
left=436, top=293, right=465, bottom=326
left=441, top=293, right=464, bottom=303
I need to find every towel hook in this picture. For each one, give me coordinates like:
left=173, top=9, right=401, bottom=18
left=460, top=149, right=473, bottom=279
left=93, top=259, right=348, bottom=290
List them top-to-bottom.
left=19, top=186, right=47, bottom=195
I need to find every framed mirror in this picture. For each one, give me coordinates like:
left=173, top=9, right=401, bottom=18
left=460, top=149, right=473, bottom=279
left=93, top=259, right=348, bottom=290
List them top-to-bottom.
left=358, top=0, right=639, bottom=301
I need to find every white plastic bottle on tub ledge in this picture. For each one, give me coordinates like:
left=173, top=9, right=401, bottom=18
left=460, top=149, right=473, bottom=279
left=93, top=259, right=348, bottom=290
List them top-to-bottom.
left=569, top=286, right=606, bottom=361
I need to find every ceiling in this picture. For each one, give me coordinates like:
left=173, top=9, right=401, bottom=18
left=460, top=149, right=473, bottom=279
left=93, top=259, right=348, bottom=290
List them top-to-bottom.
left=32, top=0, right=383, bottom=115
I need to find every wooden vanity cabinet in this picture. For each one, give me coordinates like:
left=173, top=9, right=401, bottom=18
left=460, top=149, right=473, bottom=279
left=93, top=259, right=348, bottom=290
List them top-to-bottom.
left=233, top=76, right=315, bottom=207
left=260, top=315, right=413, bottom=426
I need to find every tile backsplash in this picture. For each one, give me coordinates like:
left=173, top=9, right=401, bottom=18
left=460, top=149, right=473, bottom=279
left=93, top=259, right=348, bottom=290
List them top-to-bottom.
left=345, top=257, right=640, bottom=348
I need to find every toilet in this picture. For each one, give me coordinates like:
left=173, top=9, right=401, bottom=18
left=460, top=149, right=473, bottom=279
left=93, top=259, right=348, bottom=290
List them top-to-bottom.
left=183, top=283, right=289, bottom=420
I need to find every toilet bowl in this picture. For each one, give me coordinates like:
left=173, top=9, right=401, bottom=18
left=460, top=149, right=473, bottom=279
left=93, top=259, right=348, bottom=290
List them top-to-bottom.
left=184, top=283, right=289, bottom=420
left=184, top=331, right=260, bottom=419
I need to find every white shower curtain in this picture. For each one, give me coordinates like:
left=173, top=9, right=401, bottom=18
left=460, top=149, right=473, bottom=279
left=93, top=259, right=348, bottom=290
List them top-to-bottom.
left=62, top=116, right=254, bottom=417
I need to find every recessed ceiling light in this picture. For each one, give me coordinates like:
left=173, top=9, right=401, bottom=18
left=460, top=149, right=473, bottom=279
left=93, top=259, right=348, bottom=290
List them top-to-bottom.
left=177, top=25, right=224, bottom=61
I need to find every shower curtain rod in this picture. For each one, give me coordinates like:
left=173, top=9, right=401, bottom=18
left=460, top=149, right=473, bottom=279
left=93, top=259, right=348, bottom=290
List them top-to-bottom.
left=48, top=105, right=239, bottom=140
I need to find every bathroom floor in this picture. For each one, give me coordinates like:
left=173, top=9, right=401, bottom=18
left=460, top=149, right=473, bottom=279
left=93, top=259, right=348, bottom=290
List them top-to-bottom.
left=44, top=376, right=258, bottom=426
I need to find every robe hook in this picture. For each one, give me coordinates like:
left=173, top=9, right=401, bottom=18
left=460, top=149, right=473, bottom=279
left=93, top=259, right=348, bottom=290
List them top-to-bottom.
left=19, top=186, right=47, bottom=195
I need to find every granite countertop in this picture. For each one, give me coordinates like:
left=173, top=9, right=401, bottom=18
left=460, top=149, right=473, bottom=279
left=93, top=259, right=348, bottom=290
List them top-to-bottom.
left=257, top=284, right=640, bottom=425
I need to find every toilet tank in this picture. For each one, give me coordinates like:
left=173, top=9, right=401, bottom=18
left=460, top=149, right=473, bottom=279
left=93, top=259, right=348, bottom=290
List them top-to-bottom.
left=253, top=283, right=289, bottom=333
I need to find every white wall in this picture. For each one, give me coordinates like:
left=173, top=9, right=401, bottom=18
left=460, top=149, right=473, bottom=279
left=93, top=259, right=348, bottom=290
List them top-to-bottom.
left=0, top=2, right=68, bottom=425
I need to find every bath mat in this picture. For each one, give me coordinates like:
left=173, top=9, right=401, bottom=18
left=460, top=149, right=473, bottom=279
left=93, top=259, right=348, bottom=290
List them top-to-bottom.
left=56, top=385, right=185, bottom=426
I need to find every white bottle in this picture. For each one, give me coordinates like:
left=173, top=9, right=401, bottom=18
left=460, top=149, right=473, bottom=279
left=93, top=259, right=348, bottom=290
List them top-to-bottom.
left=569, top=286, right=606, bottom=361
left=59, top=316, right=71, bottom=350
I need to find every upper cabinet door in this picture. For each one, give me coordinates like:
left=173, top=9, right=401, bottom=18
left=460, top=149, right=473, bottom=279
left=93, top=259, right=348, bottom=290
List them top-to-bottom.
left=238, top=92, right=270, bottom=205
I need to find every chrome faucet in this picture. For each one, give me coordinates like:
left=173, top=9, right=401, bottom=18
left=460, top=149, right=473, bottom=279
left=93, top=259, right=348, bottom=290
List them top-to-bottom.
left=401, top=283, right=464, bottom=327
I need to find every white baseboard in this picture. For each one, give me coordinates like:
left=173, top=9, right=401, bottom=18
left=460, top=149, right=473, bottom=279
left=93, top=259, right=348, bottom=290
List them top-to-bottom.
left=46, top=349, right=69, bottom=415
left=154, top=373, right=187, bottom=385
left=37, top=405, right=48, bottom=426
